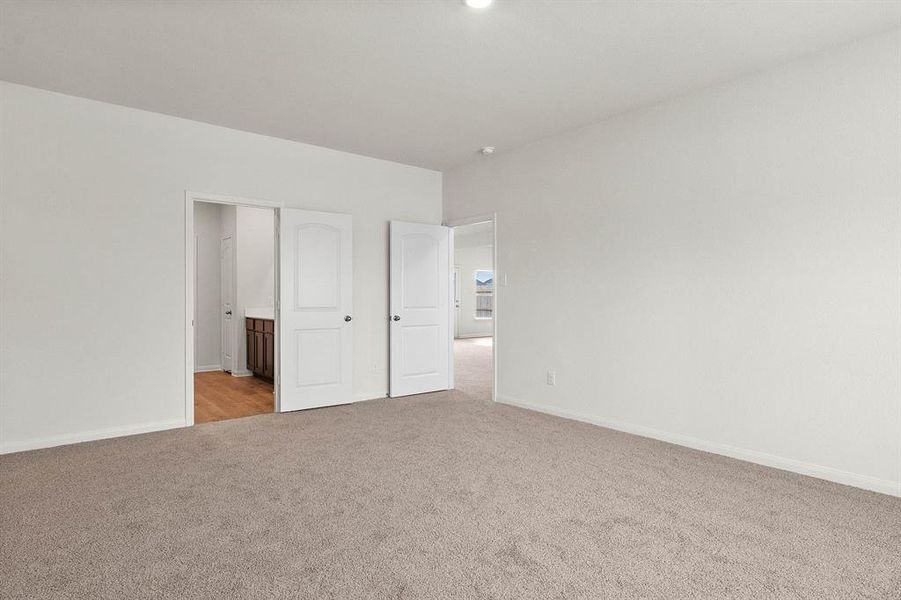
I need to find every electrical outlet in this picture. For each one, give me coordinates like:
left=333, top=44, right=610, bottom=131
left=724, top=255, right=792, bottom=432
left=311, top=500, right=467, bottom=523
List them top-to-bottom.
left=546, top=370, right=557, bottom=386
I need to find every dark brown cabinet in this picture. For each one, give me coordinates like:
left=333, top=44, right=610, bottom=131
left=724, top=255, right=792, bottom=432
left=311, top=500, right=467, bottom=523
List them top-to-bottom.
left=245, top=318, right=274, bottom=382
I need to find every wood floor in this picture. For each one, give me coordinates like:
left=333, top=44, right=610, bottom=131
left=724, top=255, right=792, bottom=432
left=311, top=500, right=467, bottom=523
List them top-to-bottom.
left=194, top=371, right=274, bottom=424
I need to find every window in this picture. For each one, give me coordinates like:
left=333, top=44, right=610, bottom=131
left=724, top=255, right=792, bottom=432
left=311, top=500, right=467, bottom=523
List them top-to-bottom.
left=474, top=270, right=493, bottom=319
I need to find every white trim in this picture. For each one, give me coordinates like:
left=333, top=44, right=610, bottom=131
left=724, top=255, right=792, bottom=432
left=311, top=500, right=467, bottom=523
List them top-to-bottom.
left=185, top=190, right=283, bottom=427
left=187, top=190, right=282, bottom=209
left=185, top=195, right=194, bottom=426
left=273, top=208, right=282, bottom=412
left=445, top=213, right=498, bottom=403
left=446, top=215, right=493, bottom=227
left=491, top=217, right=496, bottom=403
left=447, top=227, right=455, bottom=391
left=455, top=333, right=494, bottom=339
left=194, top=364, right=222, bottom=373
left=230, top=370, right=253, bottom=378
left=496, top=394, right=901, bottom=498
left=0, top=419, right=186, bottom=455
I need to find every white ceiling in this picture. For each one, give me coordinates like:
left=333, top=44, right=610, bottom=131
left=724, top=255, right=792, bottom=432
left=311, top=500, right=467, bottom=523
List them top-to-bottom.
left=1, top=1, right=899, bottom=171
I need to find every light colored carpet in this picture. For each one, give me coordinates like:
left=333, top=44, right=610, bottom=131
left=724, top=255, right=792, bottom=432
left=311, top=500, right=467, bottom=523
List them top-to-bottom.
left=453, top=336, right=493, bottom=400
left=2, top=339, right=900, bottom=599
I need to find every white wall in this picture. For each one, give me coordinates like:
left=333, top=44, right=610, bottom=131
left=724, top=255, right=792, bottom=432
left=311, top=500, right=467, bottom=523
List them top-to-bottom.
left=444, top=31, right=901, bottom=496
left=0, top=82, right=442, bottom=452
left=193, top=201, right=222, bottom=370
left=234, top=205, right=275, bottom=375
left=455, top=245, right=493, bottom=338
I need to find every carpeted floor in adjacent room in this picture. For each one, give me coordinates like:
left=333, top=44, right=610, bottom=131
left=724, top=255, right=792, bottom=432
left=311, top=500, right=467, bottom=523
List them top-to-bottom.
left=2, top=335, right=900, bottom=599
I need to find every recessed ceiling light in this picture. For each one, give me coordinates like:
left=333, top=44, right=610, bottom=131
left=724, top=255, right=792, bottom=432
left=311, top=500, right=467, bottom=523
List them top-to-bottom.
left=464, top=0, right=493, bottom=9
left=480, top=146, right=496, bottom=156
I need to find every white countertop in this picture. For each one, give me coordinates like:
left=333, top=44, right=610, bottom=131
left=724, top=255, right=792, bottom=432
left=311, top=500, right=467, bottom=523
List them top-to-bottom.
left=244, top=307, right=274, bottom=320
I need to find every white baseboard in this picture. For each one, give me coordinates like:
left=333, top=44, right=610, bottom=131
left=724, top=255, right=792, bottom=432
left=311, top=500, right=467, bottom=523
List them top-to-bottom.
left=455, top=333, right=493, bottom=339
left=194, top=364, right=222, bottom=373
left=230, top=370, right=253, bottom=378
left=496, top=394, right=901, bottom=498
left=0, top=419, right=186, bottom=455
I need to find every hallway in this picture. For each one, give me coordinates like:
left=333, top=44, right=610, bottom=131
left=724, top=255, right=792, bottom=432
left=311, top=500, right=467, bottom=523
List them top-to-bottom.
left=453, top=337, right=492, bottom=400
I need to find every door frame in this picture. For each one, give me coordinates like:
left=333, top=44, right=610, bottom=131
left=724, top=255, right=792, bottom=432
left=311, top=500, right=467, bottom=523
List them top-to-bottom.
left=184, top=191, right=283, bottom=427
left=444, top=213, right=498, bottom=403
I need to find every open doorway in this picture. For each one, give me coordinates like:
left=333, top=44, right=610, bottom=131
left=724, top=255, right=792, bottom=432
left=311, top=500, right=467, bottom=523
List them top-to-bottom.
left=190, top=198, right=277, bottom=424
left=450, top=219, right=495, bottom=401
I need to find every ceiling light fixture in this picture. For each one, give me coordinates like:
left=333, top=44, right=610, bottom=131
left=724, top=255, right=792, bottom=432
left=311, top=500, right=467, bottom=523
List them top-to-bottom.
left=464, top=0, right=493, bottom=9
left=480, top=146, right=496, bottom=156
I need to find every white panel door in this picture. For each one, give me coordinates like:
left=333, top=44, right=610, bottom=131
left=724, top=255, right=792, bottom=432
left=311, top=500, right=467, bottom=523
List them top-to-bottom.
left=279, top=209, right=353, bottom=411
left=389, top=221, right=453, bottom=397
left=220, top=236, right=234, bottom=373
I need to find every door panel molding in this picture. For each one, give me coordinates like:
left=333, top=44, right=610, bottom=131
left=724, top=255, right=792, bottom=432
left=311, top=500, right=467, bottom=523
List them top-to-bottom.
left=279, top=209, right=353, bottom=411
left=389, top=221, right=453, bottom=397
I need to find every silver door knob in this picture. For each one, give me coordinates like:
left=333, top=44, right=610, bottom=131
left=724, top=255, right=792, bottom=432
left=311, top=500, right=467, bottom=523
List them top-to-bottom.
left=225, top=310, right=232, bottom=316
left=344, top=315, right=352, bottom=322
left=392, top=315, right=401, bottom=321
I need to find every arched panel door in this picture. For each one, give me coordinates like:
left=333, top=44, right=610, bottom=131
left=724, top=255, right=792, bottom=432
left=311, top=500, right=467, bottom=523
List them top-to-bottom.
left=279, top=209, right=353, bottom=411
left=389, top=221, right=453, bottom=397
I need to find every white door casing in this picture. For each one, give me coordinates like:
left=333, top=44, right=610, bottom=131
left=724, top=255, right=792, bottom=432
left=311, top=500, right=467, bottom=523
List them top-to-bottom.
left=279, top=209, right=353, bottom=411
left=389, top=221, right=453, bottom=397
left=220, top=236, right=234, bottom=373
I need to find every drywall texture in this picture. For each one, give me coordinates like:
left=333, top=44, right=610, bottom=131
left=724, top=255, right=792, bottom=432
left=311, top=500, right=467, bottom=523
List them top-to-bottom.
left=444, top=31, right=901, bottom=495
left=0, top=82, right=441, bottom=451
